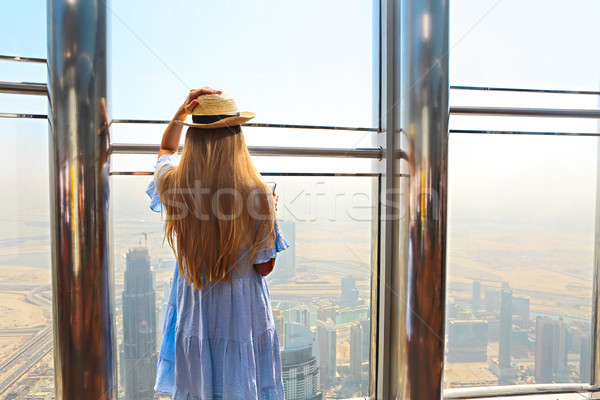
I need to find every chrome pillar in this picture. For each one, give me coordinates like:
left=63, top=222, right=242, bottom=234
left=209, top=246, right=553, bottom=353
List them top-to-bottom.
left=48, top=0, right=116, bottom=398
left=376, top=0, right=406, bottom=398
left=400, top=0, right=449, bottom=398
left=592, top=135, right=600, bottom=387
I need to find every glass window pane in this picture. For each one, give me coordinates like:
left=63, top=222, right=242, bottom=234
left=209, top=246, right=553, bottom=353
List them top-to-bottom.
left=110, top=0, right=374, bottom=127
left=450, top=0, right=600, bottom=91
left=0, top=1, right=46, bottom=58
left=0, top=60, right=46, bottom=84
left=0, top=94, right=47, bottom=116
left=0, top=118, right=53, bottom=397
left=444, top=133, right=597, bottom=388
left=111, top=174, right=376, bottom=399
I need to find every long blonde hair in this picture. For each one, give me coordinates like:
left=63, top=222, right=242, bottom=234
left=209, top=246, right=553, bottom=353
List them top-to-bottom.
left=158, top=125, right=275, bottom=289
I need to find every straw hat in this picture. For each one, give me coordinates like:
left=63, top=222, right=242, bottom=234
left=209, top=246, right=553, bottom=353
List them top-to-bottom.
left=175, top=92, right=255, bottom=128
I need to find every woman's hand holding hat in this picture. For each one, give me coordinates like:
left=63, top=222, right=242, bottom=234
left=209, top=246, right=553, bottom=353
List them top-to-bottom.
left=159, top=87, right=221, bottom=158
left=176, top=87, right=222, bottom=121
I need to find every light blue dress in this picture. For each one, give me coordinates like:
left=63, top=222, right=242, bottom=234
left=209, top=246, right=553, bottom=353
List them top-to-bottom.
left=146, top=154, right=288, bottom=400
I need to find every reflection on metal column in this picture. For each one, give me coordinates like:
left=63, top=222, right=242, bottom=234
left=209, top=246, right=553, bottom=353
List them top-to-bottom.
left=376, top=0, right=405, bottom=397
left=401, top=0, right=449, bottom=399
left=48, top=1, right=116, bottom=398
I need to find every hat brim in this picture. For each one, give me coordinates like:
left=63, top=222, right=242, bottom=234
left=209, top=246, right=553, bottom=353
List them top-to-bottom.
left=175, top=111, right=255, bottom=129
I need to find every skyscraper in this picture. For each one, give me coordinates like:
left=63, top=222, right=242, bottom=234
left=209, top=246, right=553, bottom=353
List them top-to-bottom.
left=277, top=221, right=296, bottom=277
left=122, top=247, right=157, bottom=400
left=341, top=275, right=359, bottom=304
left=471, top=280, right=481, bottom=310
left=499, top=289, right=512, bottom=368
left=512, top=295, right=530, bottom=320
left=290, top=306, right=311, bottom=329
left=317, top=306, right=336, bottom=325
left=273, top=308, right=285, bottom=349
left=535, top=316, right=568, bottom=383
left=317, top=318, right=337, bottom=391
left=360, top=319, right=371, bottom=363
left=447, top=320, right=488, bottom=362
left=281, top=322, right=322, bottom=400
left=350, top=322, right=363, bottom=384
left=580, top=333, right=591, bottom=382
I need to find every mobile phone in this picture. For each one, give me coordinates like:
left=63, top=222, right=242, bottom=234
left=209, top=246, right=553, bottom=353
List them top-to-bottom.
left=266, top=182, right=277, bottom=195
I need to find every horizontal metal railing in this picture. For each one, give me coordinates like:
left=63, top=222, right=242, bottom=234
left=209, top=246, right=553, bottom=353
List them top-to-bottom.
left=0, top=54, right=46, bottom=64
left=3, top=78, right=600, bottom=121
left=0, top=81, right=47, bottom=95
left=450, top=85, right=600, bottom=96
left=450, top=106, right=600, bottom=119
left=0, top=112, right=47, bottom=119
left=112, top=119, right=379, bottom=132
left=450, top=129, right=600, bottom=137
left=111, top=143, right=383, bottom=159
left=111, top=171, right=382, bottom=177
left=444, top=383, right=591, bottom=399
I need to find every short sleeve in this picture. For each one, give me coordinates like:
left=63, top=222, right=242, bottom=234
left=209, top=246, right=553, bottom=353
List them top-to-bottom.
left=146, top=154, right=180, bottom=213
left=253, top=219, right=290, bottom=265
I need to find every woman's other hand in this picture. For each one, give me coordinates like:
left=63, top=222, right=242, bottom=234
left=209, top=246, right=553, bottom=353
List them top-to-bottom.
left=176, top=87, right=222, bottom=121
left=254, top=258, right=276, bottom=277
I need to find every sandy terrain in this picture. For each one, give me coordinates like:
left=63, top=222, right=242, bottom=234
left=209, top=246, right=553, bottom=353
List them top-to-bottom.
left=0, top=265, right=51, bottom=286
left=0, top=292, right=48, bottom=329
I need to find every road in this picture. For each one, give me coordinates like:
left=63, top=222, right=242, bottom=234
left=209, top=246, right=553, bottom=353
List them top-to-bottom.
left=0, top=284, right=53, bottom=396
left=0, top=328, right=53, bottom=397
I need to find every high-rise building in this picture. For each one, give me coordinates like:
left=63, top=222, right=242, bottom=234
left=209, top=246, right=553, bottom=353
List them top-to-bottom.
left=277, top=221, right=296, bottom=277
left=122, top=247, right=157, bottom=400
left=341, top=275, right=359, bottom=304
left=157, top=276, right=172, bottom=343
left=471, top=280, right=481, bottom=310
left=484, top=289, right=501, bottom=313
left=499, top=289, right=512, bottom=368
left=512, top=295, right=530, bottom=320
left=290, top=306, right=311, bottom=329
left=317, top=306, right=337, bottom=325
left=273, top=308, right=285, bottom=349
left=535, top=317, right=568, bottom=383
left=317, top=318, right=337, bottom=391
left=360, top=319, right=371, bottom=362
left=447, top=320, right=488, bottom=362
left=281, top=322, right=322, bottom=400
left=350, top=322, right=363, bottom=383
left=580, top=333, right=591, bottom=382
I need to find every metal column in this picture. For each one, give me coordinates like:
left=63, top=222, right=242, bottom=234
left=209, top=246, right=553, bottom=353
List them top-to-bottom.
left=47, top=0, right=116, bottom=398
left=376, top=0, right=405, bottom=397
left=376, top=0, right=449, bottom=397
left=400, top=0, right=449, bottom=398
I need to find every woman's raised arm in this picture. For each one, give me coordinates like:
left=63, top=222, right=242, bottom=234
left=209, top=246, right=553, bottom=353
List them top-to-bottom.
left=158, top=87, right=222, bottom=158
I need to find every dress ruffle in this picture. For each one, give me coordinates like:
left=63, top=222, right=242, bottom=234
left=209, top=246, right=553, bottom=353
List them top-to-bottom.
left=146, top=153, right=180, bottom=213
left=253, top=220, right=290, bottom=264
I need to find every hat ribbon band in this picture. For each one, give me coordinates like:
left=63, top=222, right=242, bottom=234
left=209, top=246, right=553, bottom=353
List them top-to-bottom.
left=192, top=112, right=240, bottom=124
